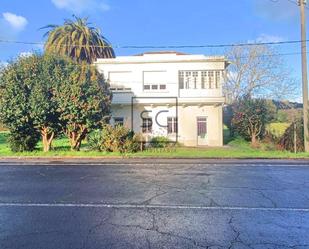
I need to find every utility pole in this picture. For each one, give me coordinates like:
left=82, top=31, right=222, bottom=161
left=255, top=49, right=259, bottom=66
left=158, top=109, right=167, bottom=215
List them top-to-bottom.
left=299, top=0, right=309, bottom=152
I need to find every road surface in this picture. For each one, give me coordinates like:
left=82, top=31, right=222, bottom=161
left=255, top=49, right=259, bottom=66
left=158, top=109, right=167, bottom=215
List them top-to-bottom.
left=0, top=159, right=309, bottom=249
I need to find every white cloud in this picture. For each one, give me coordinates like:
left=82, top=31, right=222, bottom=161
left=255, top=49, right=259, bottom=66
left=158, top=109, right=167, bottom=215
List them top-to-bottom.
left=51, top=0, right=110, bottom=13
left=0, top=12, right=28, bottom=39
left=2, top=12, right=28, bottom=31
left=247, top=34, right=285, bottom=44
left=255, top=34, right=284, bottom=43
left=19, top=52, right=33, bottom=58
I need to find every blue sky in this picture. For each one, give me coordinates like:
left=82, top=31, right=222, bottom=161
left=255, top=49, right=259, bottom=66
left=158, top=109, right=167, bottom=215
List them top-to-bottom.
left=0, top=0, right=306, bottom=96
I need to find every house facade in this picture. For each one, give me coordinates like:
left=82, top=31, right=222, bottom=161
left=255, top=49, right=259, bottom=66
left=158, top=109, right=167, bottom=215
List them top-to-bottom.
left=95, top=51, right=229, bottom=146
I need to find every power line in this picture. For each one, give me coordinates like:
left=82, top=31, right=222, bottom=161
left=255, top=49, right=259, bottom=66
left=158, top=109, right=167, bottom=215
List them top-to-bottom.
left=0, top=38, right=308, bottom=49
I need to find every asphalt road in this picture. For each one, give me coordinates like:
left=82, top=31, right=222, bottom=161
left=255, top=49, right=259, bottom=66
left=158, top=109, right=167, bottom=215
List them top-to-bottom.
left=0, top=159, right=309, bottom=249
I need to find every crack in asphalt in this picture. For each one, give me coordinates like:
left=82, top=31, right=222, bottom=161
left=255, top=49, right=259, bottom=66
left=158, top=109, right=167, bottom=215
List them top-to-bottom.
left=258, top=191, right=278, bottom=208
left=106, top=208, right=221, bottom=249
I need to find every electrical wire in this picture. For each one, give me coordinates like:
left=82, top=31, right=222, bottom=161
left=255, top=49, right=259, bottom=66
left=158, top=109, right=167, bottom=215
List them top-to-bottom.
left=0, top=38, right=308, bottom=49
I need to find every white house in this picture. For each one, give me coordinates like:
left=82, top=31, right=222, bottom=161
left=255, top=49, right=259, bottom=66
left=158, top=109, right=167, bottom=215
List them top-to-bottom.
left=95, top=51, right=229, bottom=146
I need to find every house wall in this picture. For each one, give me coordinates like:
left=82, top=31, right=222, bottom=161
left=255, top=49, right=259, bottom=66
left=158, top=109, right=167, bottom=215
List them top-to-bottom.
left=95, top=53, right=227, bottom=147
left=110, top=103, right=223, bottom=147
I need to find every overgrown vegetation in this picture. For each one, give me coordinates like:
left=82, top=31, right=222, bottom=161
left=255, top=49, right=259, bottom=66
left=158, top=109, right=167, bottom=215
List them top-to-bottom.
left=0, top=54, right=111, bottom=152
left=231, top=96, right=274, bottom=146
left=279, top=119, right=304, bottom=152
left=88, top=125, right=141, bottom=153
left=0, top=131, right=308, bottom=158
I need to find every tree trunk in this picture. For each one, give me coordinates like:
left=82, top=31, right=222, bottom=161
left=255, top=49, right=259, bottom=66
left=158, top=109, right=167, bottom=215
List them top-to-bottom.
left=41, top=128, right=54, bottom=152
left=68, top=128, right=88, bottom=151
left=251, top=134, right=258, bottom=148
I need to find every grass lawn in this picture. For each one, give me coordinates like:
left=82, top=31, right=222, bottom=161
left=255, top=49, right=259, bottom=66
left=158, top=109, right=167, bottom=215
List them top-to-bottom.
left=0, top=131, right=308, bottom=158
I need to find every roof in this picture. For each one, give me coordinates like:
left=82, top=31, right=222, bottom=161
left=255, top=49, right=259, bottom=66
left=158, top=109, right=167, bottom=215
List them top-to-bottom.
left=95, top=51, right=228, bottom=65
left=134, top=51, right=189, bottom=56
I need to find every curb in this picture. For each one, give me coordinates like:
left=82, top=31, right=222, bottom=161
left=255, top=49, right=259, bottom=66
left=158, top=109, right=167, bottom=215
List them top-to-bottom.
left=0, top=156, right=309, bottom=163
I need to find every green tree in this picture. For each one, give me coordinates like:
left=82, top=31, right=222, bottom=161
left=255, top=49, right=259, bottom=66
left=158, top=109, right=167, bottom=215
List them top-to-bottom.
left=42, top=16, right=115, bottom=63
left=28, top=55, right=69, bottom=152
left=0, top=56, right=41, bottom=151
left=55, top=63, right=111, bottom=150
left=231, top=96, right=273, bottom=146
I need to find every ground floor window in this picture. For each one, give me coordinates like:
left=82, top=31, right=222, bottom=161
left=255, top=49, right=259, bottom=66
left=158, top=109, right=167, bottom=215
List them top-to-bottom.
left=114, top=117, right=124, bottom=126
left=167, top=117, right=178, bottom=134
left=197, top=117, right=207, bottom=136
left=142, top=118, right=152, bottom=133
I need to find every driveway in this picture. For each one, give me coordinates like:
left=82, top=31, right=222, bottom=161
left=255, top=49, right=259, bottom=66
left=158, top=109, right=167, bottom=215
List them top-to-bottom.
left=0, top=159, right=309, bottom=249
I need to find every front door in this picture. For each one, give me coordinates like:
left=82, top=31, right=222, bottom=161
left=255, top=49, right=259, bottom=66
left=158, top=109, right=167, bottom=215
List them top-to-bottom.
left=197, top=117, right=208, bottom=146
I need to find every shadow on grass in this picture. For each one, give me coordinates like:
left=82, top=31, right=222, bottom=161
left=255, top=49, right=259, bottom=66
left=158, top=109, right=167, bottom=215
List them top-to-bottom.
left=223, top=128, right=233, bottom=145
left=0, top=132, right=8, bottom=145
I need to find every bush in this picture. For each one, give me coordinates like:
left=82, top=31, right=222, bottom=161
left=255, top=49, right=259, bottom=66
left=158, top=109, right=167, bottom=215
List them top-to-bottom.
left=231, top=96, right=274, bottom=146
left=278, top=120, right=304, bottom=152
left=88, top=125, right=141, bottom=153
left=8, top=128, right=40, bottom=152
left=149, top=136, right=172, bottom=148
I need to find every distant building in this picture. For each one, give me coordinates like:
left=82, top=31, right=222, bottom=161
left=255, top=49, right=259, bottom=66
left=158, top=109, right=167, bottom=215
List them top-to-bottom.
left=95, top=51, right=229, bottom=146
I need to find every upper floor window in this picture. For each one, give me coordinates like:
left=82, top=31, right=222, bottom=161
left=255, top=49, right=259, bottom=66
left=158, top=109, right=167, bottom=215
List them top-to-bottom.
left=179, top=70, right=222, bottom=90
left=108, top=71, right=132, bottom=92
left=143, top=71, right=167, bottom=92
left=179, top=71, right=184, bottom=89
left=192, top=71, right=198, bottom=89
left=201, top=71, right=207, bottom=89
left=208, top=71, right=214, bottom=89
left=215, top=71, right=221, bottom=88
left=143, top=84, right=167, bottom=91
left=110, top=86, right=132, bottom=92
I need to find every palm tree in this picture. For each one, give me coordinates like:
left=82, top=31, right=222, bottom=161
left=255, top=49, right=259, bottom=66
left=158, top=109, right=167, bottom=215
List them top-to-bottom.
left=42, top=16, right=115, bottom=63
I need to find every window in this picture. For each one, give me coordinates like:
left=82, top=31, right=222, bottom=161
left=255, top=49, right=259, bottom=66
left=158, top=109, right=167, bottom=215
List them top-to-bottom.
left=179, top=70, right=221, bottom=90
left=143, top=71, right=167, bottom=91
left=179, top=71, right=184, bottom=89
left=185, top=71, right=191, bottom=89
left=192, top=71, right=198, bottom=89
left=208, top=71, right=214, bottom=89
left=215, top=71, right=221, bottom=88
left=144, top=84, right=165, bottom=91
left=110, top=86, right=132, bottom=92
left=114, top=117, right=124, bottom=126
left=167, top=117, right=178, bottom=134
left=197, top=117, right=207, bottom=136
left=142, top=118, right=152, bottom=133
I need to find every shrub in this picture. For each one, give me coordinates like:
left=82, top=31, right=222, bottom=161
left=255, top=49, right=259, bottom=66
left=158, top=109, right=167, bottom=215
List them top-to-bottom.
left=231, top=95, right=274, bottom=146
left=278, top=120, right=304, bottom=152
left=88, top=125, right=141, bottom=153
left=8, top=127, right=40, bottom=152
left=149, top=136, right=172, bottom=148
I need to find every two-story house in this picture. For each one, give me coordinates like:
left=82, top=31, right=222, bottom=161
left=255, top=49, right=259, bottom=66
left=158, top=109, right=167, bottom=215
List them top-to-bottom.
left=95, top=51, right=229, bottom=146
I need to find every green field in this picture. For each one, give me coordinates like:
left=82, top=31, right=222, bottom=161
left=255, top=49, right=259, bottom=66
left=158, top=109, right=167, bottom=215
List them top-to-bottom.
left=0, top=132, right=308, bottom=158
